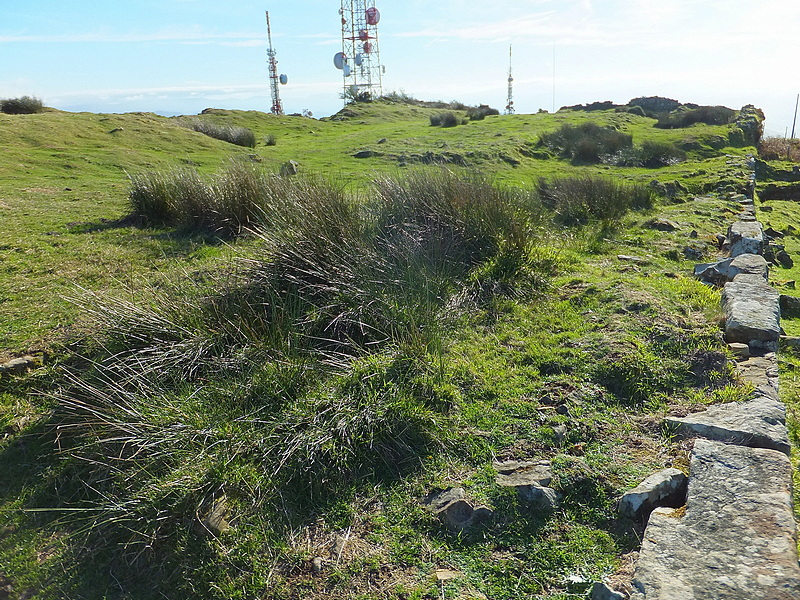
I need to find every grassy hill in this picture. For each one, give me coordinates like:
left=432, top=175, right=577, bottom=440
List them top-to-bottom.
left=0, top=98, right=795, bottom=600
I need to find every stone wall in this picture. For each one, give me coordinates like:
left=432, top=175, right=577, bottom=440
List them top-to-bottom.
left=611, top=156, right=800, bottom=600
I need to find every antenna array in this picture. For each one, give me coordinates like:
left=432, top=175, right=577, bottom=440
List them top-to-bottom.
left=335, top=1, right=383, bottom=103
left=505, top=45, right=514, bottom=115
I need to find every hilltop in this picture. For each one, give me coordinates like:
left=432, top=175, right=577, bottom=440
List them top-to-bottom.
left=0, top=97, right=798, bottom=600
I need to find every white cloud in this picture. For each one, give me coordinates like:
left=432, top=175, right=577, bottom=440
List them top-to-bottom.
left=0, top=30, right=259, bottom=44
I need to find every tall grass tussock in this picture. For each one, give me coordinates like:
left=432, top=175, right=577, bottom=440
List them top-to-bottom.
left=179, top=116, right=256, bottom=147
left=539, top=122, right=632, bottom=163
left=128, top=160, right=306, bottom=236
left=50, top=166, right=663, bottom=596
left=538, top=175, right=654, bottom=225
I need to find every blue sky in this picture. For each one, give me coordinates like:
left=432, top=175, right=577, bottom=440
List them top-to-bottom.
left=2, top=0, right=799, bottom=134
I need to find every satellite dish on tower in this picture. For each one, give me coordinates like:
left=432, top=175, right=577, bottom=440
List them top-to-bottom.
left=337, top=2, right=384, bottom=105
left=366, top=7, right=380, bottom=25
left=333, top=52, right=346, bottom=70
left=280, top=74, right=288, bottom=85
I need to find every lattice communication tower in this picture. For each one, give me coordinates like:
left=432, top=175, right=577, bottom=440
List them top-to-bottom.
left=334, top=1, right=383, bottom=102
left=266, top=11, right=287, bottom=115
left=505, top=45, right=515, bottom=115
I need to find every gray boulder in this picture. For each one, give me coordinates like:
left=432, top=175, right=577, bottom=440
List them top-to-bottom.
left=280, top=160, right=299, bottom=175
left=726, top=220, right=763, bottom=256
left=728, top=253, right=769, bottom=280
left=694, top=254, right=768, bottom=284
left=721, top=276, right=780, bottom=349
left=779, top=293, right=800, bottom=317
left=734, top=353, right=779, bottom=399
left=0, top=355, right=37, bottom=375
left=664, top=395, right=790, bottom=455
left=631, top=440, right=800, bottom=599
left=495, top=459, right=560, bottom=510
left=618, top=468, right=687, bottom=522
left=520, top=485, right=561, bottom=511
left=422, top=487, right=493, bottom=531
left=590, top=582, right=626, bottom=600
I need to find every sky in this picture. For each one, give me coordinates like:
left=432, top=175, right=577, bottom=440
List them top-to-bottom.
left=2, top=0, right=799, bottom=135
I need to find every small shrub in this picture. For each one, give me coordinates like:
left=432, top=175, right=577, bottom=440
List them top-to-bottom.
left=0, top=96, right=44, bottom=114
left=467, top=105, right=500, bottom=121
left=656, top=105, right=735, bottom=129
left=430, top=112, right=460, bottom=128
left=180, top=117, right=256, bottom=148
left=539, top=122, right=632, bottom=163
left=264, top=134, right=277, bottom=146
left=759, top=137, right=800, bottom=162
left=614, top=140, right=687, bottom=168
left=128, top=168, right=209, bottom=227
left=538, top=175, right=654, bottom=225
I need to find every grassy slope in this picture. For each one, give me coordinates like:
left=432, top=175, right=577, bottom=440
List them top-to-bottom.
left=0, top=101, right=787, bottom=600
left=0, top=104, right=745, bottom=355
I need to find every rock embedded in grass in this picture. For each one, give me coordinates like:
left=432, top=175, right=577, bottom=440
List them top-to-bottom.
left=0, top=355, right=37, bottom=376
left=494, top=459, right=561, bottom=510
left=618, top=468, right=687, bottom=522
left=422, top=487, right=493, bottom=532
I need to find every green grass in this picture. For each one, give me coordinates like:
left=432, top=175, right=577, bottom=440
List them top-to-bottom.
left=0, top=100, right=771, bottom=600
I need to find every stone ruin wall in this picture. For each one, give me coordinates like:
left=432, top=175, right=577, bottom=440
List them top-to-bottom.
left=604, top=156, right=800, bottom=600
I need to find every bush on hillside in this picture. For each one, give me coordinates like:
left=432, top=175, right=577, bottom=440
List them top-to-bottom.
left=0, top=96, right=44, bottom=114
left=627, top=96, right=682, bottom=117
left=560, top=101, right=618, bottom=112
left=467, top=105, right=500, bottom=120
left=655, top=105, right=735, bottom=129
left=430, top=112, right=460, bottom=128
left=179, top=117, right=256, bottom=148
left=538, top=122, right=632, bottom=163
left=759, top=137, right=800, bottom=162
left=614, top=140, right=687, bottom=168
left=538, top=175, right=654, bottom=225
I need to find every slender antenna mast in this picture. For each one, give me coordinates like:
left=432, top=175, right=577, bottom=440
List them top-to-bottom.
left=266, top=11, right=284, bottom=115
left=552, top=41, right=556, bottom=113
left=505, top=45, right=515, bottom=115
left=791, top=93, right=799, bottom=139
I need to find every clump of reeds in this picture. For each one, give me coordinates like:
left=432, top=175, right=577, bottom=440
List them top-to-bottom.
left=179, top=117, right=256, bottom=147
left=539, top=122, right=632, bottom=163
left=538, top=175, right=654, bottom=225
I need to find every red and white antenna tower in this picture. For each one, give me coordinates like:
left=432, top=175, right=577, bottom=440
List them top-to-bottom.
left=334, top=1, right=384, bottom=103
left=265, top=11, right=286, bottom=115
left=505, top=45, right=515, bottom=115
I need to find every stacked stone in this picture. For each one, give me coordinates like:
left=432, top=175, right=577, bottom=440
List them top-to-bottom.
left=628, top=181, right=800, bottom=598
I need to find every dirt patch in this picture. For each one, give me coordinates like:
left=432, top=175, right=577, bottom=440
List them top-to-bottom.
left=22, top=187, right=61, bottom=195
